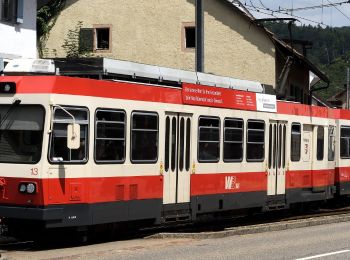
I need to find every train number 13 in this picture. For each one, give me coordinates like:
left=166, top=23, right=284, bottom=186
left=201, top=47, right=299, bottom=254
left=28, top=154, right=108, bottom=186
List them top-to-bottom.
left=31, top=168, right=39, bottom=176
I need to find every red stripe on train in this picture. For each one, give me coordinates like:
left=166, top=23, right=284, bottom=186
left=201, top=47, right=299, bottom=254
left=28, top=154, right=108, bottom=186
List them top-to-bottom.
left=3, top=76, right=350, bottom=120
left=6, top=76, right=183, bottom=105
left=335, top=166, right=350, bottom=182
left=0, top=168, right=343, bottom=206
left=190, top=169, right=336, bottom=196
left=286, top=169, right=335, bottom=189
left=190, top=171, right=266, bottom=195
left=0, top=175, right=163, bottom=206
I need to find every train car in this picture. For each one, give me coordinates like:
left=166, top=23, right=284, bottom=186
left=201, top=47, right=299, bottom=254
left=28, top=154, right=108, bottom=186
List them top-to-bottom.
left=0, top=58, right=349, bottom=237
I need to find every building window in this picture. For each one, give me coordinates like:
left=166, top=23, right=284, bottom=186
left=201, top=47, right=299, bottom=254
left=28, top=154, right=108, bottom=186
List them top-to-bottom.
left=1, top=0, right=21, bottom=23
left=182, top=22, right=195, bottom=51
left=79, top=26, right=111, bottom=53
left=185, top=27, right=195, bottom=48
left=96, top=28, right=110, bottom=50
left=49, top=107, right=89, bottom=163
left=95, top=109, right=126, bottom=163
left=131, top=111, right=158, bottom=163
left=198, top=117, right=220, bottom=162
left=223, top=118, right=243, bottom=162
left=246, top=120, right=265, bottom=162
left=291, top=123, right=301, bottom=162
left=317, top=126, right=324, bottom=161
left=340, top=126, right=350, bottom=158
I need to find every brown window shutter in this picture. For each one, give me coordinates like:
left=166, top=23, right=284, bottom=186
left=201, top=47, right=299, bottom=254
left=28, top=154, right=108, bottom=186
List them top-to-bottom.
left=79, top=28, right=94, bottom=53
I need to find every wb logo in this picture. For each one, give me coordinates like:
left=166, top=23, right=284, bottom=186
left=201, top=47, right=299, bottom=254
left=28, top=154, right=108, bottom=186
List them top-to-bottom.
left=225, top=176, right=240, bottom=190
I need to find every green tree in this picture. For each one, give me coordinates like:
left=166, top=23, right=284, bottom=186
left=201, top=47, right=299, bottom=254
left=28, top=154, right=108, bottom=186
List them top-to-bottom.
left=37, top=0, right=66, bottom=57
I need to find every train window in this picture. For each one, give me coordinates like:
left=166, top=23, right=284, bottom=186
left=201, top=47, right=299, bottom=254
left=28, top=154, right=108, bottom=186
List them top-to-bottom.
left=0, top=105, right=44, bottom=164
left=49, top=106, right=89, bottom=163
left=95, top=109, right=126, bottom=163
left=131, top=112, right=158, bottom=163
left=198, top=116, right=220, bottom=163
left=165, top=117, right=170, bottom=172
left=171, top=117, right=176, bottom=171
left=179, top=118, right=185, bottom=171
left=185, top=118, right=191, bottom=171
left=223, top=118, right=243, bottom=162
left=246, top=120, right=265, bottom=162
left=291, top=123, right=301, bottom=162
left=268, top=124, right=272, bottom=168
left=273, top=124, right=277, bottom=168
left=278, top=125, right=282, bottom=168
left=283, top=125, right=286, bottom=167
left=317, top=126, right=324, bottom=161
left=328, top=126, right=335, bottom=161
left=340, top=126, right=350, bottom=158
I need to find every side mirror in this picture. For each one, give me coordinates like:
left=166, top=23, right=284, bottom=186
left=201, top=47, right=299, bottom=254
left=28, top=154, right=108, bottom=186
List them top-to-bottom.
left=67, top=123, right=80, bottom=149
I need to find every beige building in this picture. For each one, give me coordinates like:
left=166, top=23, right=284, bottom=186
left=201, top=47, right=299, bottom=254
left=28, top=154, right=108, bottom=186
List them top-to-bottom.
left=42, top=0, right=329, bottom=103
left=43, top=0, right=276, bottom=86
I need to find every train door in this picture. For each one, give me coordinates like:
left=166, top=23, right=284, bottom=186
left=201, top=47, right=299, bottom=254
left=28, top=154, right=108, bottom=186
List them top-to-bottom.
left=163, top=113, right=192, bottom=204
left=267, top=120, right=287, bottom=196
left=301, top=125, right=313, bottom=190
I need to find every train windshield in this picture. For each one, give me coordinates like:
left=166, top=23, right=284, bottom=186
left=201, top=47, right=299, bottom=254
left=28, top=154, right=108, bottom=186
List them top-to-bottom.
left=0, top=105, right=44, bottom=164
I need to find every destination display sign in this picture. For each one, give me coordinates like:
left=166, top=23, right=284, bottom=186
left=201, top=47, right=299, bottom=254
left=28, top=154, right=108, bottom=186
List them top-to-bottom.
left=182, top=83, right=276, bottom=112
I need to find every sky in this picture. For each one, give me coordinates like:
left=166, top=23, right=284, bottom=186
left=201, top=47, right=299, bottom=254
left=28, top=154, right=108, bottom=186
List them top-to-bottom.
left=242, top=0, right=350, bottom=27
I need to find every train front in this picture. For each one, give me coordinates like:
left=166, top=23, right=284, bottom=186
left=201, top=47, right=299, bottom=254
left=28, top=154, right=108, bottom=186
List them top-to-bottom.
left=0, top=60, right=60, bottom=237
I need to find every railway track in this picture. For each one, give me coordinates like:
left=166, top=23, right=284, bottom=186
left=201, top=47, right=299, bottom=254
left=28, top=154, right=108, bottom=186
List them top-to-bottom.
left=1, top=203, right=350, bottom=251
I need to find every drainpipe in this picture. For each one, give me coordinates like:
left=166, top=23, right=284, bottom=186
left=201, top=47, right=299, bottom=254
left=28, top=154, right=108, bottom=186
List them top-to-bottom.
left=196, top=0, right=204, bottom=72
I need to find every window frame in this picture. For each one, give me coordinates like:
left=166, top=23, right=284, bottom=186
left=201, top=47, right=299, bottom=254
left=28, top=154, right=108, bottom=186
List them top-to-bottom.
left=1, top=0, right=17, bottom=23
left=182, top=22, right=195, bottom=52
left=93, top=24, right=112, bottom=52
left=0, top=104, right=45, bottom=165
left=48, top=106, right=89, bottom=164
left=94, top=108, right=126, bottom=164
left=130, top=111, right=159, bottom=164
left=197, top=116, right=220, bottom=163
left=223, top=117, right=244, bottom=163
left=246, top=120, right=265, bottom=162
left=290, top=123, right=301, bottom=162
left=328, top=125, right=335, bottom=161
left=340, top=125, right=350, bottom=159
left=316, top=126, right=324, bottom=161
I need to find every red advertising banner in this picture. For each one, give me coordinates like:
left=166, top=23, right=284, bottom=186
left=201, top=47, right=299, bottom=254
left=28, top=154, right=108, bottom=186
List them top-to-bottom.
left=182, top=83, right=257, bottom=111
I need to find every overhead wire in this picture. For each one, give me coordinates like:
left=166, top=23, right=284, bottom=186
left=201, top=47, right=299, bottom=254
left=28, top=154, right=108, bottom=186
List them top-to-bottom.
left=246, top=0, right=350, bottom=27
left=281, top=0, right=350, bottom=12
left=325, top=0, right=350, bottom=22
left=244, top=2, right=327, bottom=26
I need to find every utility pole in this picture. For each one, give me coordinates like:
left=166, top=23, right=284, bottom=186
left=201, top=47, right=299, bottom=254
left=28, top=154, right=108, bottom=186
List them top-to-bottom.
left=195, top=0, right=204, bottom=72
left=347, top=67, right=350, bottom=109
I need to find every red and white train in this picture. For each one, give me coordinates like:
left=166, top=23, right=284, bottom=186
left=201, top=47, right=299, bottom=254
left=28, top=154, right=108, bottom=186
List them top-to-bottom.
left=0, top=58, right=349, bottom=236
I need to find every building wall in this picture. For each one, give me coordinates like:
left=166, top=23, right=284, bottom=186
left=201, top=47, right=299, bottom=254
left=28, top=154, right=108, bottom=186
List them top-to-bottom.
left=0, top=0, right=37, bottom=59
left=44, top=0, right=276, bottom=85
left=44, top=0, right=196, bottom=71
left=203, top=0, right=275, bottom=85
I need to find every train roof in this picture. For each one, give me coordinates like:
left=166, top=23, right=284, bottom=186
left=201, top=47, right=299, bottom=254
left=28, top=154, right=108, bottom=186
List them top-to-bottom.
left=4, top=58, right=265, bottom=94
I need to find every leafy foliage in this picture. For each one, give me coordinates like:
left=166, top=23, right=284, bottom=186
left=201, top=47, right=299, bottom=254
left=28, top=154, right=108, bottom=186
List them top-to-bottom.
left=37, top=0, right=66, bottom=57
left=61, top=21, right=92, bottom=58
left=265, top=22, right=350, bottom=99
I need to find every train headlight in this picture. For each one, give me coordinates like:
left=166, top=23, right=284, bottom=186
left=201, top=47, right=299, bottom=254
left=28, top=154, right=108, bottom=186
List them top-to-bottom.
left=19, top=182, right=37, bottom=194
left=19, top=183, right=27, bottom=193
left=26, top=183, right=36, bottom=194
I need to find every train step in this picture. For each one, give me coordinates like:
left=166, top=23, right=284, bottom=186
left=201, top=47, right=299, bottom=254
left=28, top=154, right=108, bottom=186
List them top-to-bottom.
left=265, top=195, right=288, bottom=211
left=162, top=203, right=191, bottom=223
left=265, top=203, right=288, bottom=211
left=163, top=213, right=191, bottom=223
